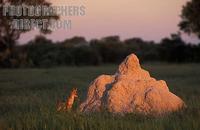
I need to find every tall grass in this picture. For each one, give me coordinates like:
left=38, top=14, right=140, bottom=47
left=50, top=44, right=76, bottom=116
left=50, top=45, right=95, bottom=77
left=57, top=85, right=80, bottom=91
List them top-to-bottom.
left=0, top=64, right=200, bottom=130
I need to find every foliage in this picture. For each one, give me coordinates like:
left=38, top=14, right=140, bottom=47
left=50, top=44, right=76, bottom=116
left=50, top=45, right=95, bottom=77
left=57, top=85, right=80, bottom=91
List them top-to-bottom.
left=0, top=0, right=59, bottom=67
left=179, top=0, right=200, bottom=38
left=0, top=34, right=200, bottom=68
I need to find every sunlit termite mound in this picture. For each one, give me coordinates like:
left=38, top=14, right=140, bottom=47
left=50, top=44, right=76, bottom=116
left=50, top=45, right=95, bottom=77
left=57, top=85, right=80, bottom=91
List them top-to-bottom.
left=80, top=54, right=186, bottom=116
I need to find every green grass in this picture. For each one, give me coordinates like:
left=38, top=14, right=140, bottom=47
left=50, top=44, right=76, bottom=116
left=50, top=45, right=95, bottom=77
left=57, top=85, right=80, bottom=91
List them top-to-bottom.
left=0, top=63, right=200, bottom=130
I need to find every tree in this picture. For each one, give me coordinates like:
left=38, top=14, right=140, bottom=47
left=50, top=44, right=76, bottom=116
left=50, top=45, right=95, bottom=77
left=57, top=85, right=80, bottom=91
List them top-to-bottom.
left=0, top=0, right=59, bottom=67
left=179, top=0, right=200, bottom=38
left=159, top=33, right=187, bottom=63
left=61, top=36, right=88, bottom=47
left=101, top=36, right=120, bottom=44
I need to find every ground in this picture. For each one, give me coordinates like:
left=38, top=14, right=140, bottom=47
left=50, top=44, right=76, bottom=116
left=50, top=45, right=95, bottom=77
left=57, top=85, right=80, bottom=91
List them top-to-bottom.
left=0, top=63, right=200, bottom=130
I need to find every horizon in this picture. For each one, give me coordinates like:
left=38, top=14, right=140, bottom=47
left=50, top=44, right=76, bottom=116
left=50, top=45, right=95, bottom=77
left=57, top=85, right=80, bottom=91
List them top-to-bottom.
left=18, top=0, right=200, bottom=44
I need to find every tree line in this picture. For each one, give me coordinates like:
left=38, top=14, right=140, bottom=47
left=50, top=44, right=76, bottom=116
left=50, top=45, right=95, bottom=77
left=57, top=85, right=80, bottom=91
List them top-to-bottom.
left=0, top=34, right=200, bottom=68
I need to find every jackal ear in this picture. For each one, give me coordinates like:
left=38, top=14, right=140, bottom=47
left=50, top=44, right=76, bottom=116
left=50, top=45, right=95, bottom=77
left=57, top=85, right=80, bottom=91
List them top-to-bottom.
left=73, top=88, right=77, bottom=91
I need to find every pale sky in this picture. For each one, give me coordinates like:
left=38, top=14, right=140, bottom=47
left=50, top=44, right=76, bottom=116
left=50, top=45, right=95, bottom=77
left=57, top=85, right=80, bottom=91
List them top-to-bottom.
left=18, top=0, right=199, bottom=44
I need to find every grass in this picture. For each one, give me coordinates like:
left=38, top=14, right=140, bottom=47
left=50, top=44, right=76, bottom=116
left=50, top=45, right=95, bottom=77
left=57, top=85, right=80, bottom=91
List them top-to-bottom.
left=0, top=63, right=200, bottom=130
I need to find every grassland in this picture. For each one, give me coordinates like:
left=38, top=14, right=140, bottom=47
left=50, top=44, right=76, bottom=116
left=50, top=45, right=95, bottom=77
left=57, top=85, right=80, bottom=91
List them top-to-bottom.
left=0, top=63, right=200, bottom=130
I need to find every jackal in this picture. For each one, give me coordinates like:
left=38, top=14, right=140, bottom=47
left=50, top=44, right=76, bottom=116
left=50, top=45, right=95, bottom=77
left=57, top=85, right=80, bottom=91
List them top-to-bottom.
left=56, top=88, right=78, bottom=111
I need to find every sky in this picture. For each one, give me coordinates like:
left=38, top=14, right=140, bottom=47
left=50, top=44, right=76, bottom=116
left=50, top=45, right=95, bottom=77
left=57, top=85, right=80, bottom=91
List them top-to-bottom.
left=18, top=0, right=199, bottom=44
